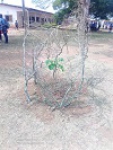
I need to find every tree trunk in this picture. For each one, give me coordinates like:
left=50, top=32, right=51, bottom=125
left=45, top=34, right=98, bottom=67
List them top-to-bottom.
left=77, top=0, right=90, bottom=93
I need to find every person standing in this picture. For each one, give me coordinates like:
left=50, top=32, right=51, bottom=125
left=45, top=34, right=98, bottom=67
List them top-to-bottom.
left=0, top=16, right=10, bottom=44
left=0, top=17, right=2, bottom=42
left=15, top=20, right=18, bottom=30
left=109, top=23, right=112, bottom=33
left=0, top=29, right=2, bottom=43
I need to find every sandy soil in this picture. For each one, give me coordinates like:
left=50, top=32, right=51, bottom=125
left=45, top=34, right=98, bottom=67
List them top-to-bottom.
left=0, top=28, right=113, bottom=150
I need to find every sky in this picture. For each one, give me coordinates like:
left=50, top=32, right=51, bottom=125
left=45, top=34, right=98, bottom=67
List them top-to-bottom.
left=2, top=0, right=55, bottom=13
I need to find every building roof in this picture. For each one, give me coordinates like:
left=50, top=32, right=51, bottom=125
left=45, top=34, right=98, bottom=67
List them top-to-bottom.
left=0, top=3, right=54, bottom=15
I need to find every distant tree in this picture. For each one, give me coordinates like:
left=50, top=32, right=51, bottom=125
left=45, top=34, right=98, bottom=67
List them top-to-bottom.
left=32, top=0, right=90, bottom=93
left=32, top=0, right=113, bottom=19
left=52, top=0, right=113, bottom=22
left=53, top=0, right=77, bottom=24
left=53, top=0, right=77, bottom=10
left=90, top=0, right=113, bottom=19
left=54, top=8, right=72, bottom=24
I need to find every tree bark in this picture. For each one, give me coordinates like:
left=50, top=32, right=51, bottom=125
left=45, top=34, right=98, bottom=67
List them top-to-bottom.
left=77, top=0, right=90, bottom=93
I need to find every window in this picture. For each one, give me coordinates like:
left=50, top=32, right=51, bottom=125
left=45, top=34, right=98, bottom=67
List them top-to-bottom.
left=5, top=15, right=12, bottom=21
left=29, top=16, right=35, bottom=23
left=29, top=17, right=32, bottom=24
left=31, top=17, right=35, bottom=23
left=36, top=17, right=40, bottom=22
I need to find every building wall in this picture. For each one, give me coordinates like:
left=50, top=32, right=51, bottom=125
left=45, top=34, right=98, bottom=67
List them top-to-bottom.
left=0, top=4, right=54, bottom=28
left=0, top=5, right=22, bottom=26
left=17, top=10, right=54, bottom=27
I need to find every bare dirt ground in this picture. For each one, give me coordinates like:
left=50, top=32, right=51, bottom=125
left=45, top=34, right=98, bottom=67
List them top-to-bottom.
left=0, top=28, right=113, bottom=150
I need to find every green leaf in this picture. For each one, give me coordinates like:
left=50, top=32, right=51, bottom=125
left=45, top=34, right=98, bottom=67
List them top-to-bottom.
left=46, top=58, right=64, bottom=72
left=59, top=58, right=64, bottom=62
left=45, top=60, right=51, bottom=65
left=48, top=64, right=56, bottom=70
left=58, top=64, right=64, bottom=71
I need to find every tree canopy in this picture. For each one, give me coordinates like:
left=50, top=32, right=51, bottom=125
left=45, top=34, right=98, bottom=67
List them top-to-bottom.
left=32, top=0, right=113, bottom=23
left=53, top=0, right=113, bottom=20
left=53, top=0, right=77, bottom=24
left=90, top=0, right=113, bottom=19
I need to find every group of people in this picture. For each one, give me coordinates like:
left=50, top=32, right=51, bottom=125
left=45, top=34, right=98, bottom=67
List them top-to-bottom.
left=0, top=15, right=10, bottom=44
left=89, top=21, right=101, bottom=32
left=103, top=22, right=113, bottom=32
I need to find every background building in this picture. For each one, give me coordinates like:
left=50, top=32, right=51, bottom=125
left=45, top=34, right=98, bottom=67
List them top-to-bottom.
left=0, top=3, right=54, bottom=27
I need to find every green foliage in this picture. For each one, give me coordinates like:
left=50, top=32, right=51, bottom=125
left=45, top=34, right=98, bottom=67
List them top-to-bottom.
left=32, top=0, right=113, bottom=19
left=53, top=0, right=113, bottom=23
left=53, top=0, right=77, bottom=24
left=53, top=0, right=76, bottom=10
left=53, top=0, right=63, bottom=10
left=90, top=0, right=113, bottom=19
left=54, top=8, right=72, bottom=24
left=42, top=23, right=57, bottom=28
left=45, top=58, right=64, bottom=71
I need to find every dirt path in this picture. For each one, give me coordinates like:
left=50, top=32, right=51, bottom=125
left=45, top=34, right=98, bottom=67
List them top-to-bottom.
left=0, top=29, right=113, bottom=150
